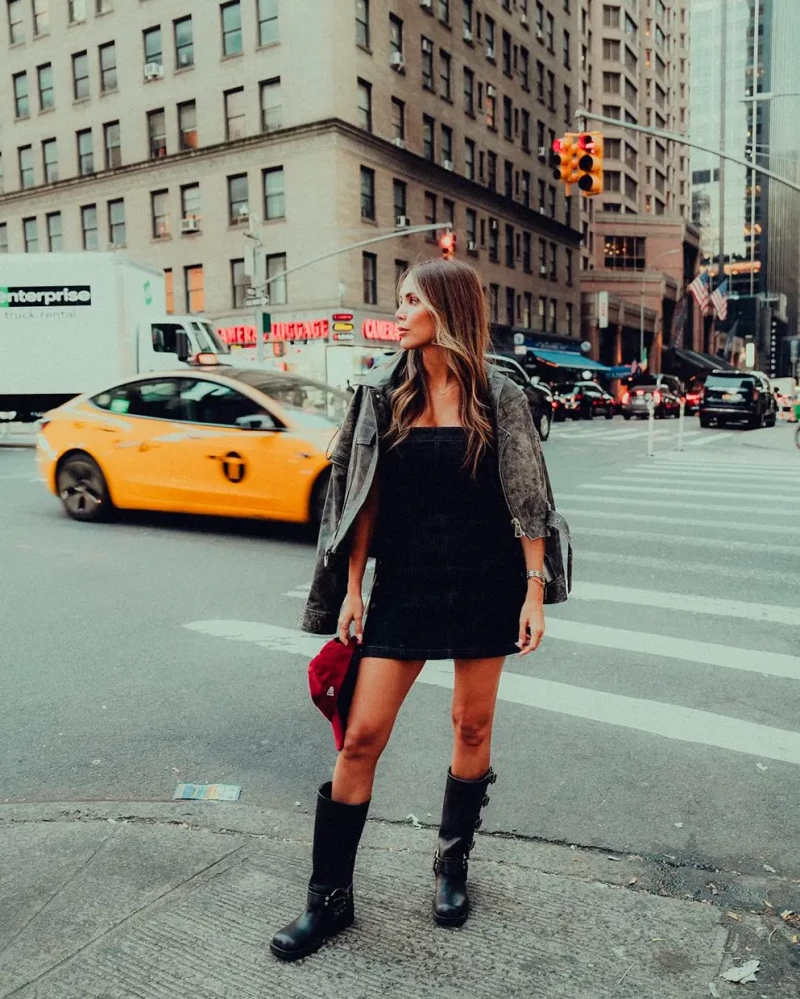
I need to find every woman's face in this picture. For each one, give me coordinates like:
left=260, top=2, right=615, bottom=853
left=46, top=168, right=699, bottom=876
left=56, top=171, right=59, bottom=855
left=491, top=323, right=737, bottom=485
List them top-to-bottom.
left=395, top=275, right=437, bottom=351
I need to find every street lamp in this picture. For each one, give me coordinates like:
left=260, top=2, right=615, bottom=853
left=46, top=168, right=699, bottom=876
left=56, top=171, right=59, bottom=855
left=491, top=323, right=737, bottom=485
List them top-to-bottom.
left=639, top=247, right=682, bottom=365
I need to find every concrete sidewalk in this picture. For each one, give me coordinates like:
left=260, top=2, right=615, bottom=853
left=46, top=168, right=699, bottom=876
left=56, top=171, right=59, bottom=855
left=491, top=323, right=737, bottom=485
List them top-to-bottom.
left=1, top=801, right=797, bottom=999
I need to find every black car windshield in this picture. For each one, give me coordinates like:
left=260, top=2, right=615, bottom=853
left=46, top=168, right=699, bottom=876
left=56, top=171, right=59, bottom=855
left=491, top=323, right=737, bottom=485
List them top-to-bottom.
left=705, top=375, right=756, bottom=390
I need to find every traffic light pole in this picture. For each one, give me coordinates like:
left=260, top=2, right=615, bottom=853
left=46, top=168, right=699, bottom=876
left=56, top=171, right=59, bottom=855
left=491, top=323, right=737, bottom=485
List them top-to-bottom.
left=574, top=109, right=800, bottom=195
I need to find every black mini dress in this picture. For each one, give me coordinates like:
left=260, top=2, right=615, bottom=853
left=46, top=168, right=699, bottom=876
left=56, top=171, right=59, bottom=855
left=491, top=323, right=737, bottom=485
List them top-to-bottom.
left=359, top=427, right=527, bottom=661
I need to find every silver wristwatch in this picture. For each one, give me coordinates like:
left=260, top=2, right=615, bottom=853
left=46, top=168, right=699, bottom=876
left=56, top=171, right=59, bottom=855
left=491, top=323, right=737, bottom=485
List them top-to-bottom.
left=525, top=569, right=545, bottom=585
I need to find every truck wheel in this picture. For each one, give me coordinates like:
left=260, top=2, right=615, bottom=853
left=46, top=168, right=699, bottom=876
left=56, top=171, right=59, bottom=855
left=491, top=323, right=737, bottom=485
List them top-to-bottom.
left=537, top=410, right=551, bottom=441
left=56, top=453, right=113, bottom=522
left=310, top=469, right=331, bottom=531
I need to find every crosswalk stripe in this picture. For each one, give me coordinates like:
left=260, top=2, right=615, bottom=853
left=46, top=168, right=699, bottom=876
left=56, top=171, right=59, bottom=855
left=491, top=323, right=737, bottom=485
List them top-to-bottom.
left=684, top=432, right=734, bottom=447
left=654, top=456, right=795, bottom=470
left=620, top=467, right=800, bottom=483
left=577, top=483, right=797, bottom=503
left=561, top=494, right=797, bottom=516
left=559, top=507, right=800, bottom=535
left=573, top=525, right=800, bottom=557
left=577, top=549, right=800, bottom=586
left=570, top=581, right=797, bottom=625
left=183, top=620, right=800, bottom=767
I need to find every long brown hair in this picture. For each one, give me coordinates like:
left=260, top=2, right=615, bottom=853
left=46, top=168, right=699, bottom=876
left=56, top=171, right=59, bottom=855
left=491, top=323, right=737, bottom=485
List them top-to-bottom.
left=386, top=259, right=494, bottom=476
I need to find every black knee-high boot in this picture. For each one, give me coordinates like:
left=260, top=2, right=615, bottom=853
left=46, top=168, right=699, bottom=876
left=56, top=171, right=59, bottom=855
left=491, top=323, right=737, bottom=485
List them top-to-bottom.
left=432, top=767, right=497, bottom=927
left=270, top=782, right=370, bottom=961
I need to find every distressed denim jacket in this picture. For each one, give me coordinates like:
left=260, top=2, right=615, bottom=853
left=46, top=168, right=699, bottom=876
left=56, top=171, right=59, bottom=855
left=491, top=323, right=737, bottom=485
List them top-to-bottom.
left=301, top=352, right=572, bottom=635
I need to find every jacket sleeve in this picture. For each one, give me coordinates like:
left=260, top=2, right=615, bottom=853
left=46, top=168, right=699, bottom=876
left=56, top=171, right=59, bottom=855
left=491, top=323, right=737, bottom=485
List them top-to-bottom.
left=300, top=388, right=362, bottom=634
left=501, top=389, right=550, bottom=540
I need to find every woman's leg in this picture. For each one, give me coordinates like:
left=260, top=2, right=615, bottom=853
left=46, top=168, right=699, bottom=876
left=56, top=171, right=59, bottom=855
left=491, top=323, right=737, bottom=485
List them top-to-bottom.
left=332, top=655, right=425, bottom=804
left=450, top=656, right=506, bottom=779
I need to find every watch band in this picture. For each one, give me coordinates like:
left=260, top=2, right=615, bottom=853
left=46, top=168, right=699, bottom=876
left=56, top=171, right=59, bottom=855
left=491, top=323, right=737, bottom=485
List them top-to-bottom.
left=525, top=569, right=545, bottom=584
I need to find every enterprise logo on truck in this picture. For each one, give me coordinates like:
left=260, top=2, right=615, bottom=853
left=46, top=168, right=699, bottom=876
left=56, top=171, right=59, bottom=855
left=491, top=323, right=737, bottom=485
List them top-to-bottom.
left=0, top=285, right=92, bottom=308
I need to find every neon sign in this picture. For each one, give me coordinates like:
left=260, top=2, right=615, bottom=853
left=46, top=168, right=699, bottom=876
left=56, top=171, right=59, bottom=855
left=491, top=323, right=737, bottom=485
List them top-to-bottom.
left=362, top=319, right=400, bottom=341
left=218, top=320, right=330, bottom=344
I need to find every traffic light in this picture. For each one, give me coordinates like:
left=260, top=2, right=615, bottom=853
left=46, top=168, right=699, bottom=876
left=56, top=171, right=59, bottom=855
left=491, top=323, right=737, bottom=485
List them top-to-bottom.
left=575, top=132, right=604, bottom=196
left=552, top=133, right=580, bottom=188
left=439, top=231, right=456, bottom=260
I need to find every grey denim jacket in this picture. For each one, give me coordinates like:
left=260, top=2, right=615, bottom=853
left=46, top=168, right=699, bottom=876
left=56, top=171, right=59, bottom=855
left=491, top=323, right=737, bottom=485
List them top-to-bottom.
left=301, top=352, right=572, bottom=635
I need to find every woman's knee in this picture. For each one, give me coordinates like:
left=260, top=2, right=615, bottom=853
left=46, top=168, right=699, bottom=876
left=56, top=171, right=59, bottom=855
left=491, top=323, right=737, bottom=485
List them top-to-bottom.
left=451, top=708, right=493, bottom=748
left=339, top=722, right=389, bottom=766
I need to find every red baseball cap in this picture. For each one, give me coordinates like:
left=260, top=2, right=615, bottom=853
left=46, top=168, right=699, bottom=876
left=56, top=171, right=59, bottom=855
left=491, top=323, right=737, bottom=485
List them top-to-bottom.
left=308, top=637, right=360, bottom=750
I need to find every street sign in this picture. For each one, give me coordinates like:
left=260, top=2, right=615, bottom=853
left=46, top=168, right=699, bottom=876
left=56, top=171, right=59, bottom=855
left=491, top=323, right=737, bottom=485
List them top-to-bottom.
left=598, top=291, right=609, bottom=329
left=245, top=295, right=267, bottom=307
left=261, top=312, right=271, bottom=335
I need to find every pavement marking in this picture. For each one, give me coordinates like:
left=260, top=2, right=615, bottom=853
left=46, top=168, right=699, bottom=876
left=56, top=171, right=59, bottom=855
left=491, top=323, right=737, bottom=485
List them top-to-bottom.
left=684, top=433, right=734, bottom=447
left=654, top=456, right=797, bottom=470
left=619, top=467, right=800, bottom=483
left=0, top=473, right=33, bottom=480
left=577, top=483, right=797, bottom=504
left=561, top=494, right=797, bottom=516
left=558, top=507, right=800, bottom=536
left=573, top=525, right=800, bottom=558
left=577, top=549, right=800, bottom=586
left=570, top=581, right=798, bottom=626
left=183, top=619, right=800, bottom=767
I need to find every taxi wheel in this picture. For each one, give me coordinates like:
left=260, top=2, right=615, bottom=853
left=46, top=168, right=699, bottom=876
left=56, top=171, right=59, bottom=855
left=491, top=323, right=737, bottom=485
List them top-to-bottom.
left=56, top=453, right=113, bottom=522
left=310, top=470, right=331, bottom=531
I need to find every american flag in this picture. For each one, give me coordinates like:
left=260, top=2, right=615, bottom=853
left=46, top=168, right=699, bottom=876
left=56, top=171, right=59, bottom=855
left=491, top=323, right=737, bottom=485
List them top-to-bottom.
left=688, top=271, right=710, bottom=313
left=711, top=278, right=729, bottom=321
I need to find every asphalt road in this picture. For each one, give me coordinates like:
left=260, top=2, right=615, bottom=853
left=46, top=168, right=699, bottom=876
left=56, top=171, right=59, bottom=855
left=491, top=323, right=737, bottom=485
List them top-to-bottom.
left=2, top=416, right=799, bottom=885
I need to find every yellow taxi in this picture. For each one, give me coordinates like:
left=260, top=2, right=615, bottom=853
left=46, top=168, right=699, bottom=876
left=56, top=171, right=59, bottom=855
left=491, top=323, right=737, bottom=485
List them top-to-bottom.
left=37, top=367, right=349, bottom=526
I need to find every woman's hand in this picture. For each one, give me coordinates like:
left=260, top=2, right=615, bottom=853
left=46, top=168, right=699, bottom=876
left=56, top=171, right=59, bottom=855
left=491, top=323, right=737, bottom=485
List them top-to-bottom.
left=338, top=593, right=365, bottom=645
left=516, top=593, right=545, bottom=656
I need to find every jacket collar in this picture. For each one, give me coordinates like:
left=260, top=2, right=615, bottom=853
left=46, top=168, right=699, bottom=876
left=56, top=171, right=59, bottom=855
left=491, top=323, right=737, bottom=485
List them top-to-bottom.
left=357, top=350, right=510, bottom=409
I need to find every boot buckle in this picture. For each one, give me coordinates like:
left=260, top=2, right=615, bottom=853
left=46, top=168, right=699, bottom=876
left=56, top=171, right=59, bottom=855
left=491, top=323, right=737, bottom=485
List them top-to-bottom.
left=489, top=770, right=498, bottom=784
left=482, top=793, right=490, bottom=807
left=474, top=817, right=483, bottom=830
left=323, top=885, right=351, bottom=916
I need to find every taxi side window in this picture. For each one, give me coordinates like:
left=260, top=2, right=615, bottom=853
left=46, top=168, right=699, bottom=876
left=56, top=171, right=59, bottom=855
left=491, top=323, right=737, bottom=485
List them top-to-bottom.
left=91, top=379, right=187, bottom=419
left=179, top=380, right=276, bottom=428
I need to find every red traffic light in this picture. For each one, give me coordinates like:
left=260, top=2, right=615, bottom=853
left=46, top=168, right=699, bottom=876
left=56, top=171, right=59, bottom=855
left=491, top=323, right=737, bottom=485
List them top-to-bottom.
left=578, top=133, right=596, bottom=152
left=552, top=138, right=563, bottom=153
left=439, top=232, right=456, bottom=259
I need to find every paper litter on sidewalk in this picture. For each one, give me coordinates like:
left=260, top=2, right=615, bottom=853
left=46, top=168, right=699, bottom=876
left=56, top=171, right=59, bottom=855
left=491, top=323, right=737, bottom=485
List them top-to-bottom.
left=173, top=783, right=242, bottom=801
left=720, top=959, right=760, bottom=983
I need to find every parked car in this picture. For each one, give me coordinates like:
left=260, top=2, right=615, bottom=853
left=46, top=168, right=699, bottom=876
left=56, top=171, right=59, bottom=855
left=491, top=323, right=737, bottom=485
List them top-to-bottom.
left=487, top=353, right=553, bottom=440
left=698, top=370, right=778, bottom=429
left=621, top=378, right=683, bottom=419
left=551, top=381, right=613, bottom=421
left=684, top=382, right=704, bottom=414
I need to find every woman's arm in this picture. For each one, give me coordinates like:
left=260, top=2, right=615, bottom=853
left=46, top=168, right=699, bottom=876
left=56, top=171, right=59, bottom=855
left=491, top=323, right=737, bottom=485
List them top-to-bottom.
left=337, top=477, right=380, bottom=644
left=517, top=534, right=545, bottom=656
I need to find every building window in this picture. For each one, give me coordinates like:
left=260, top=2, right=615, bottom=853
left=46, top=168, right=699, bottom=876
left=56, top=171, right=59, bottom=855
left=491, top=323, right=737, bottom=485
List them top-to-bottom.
left=7, top=0, right=24, bottom=42
left=68, top=0, right=85, bottom=24
left=96, top=0, right=113, bottom=13
left=258, top=0, right=278, bottom=45
left=356, top=0, right=369, bottom=48
left=438, top=0, right=450, bottom=26
left=463, top=0, right=473, bottom=35
left=221, top=1, right=242, bottom=56
left=603, top=4, right=620, bottom=28
left=389, top=13, right=403, bottom=56
left=485, top=15, right=495, bottom=58
left=174, top=17, right=194, bottom=67
left=143, top=26, right=162, bottom=67
left=501, top=29, right=511, bottom=76
left=563, top=29, right=570, bottom=68
left=421, top=36, right=433, bottom=89
left=99, top=42, right=117, bottom=92
left=440, top=50, right=452, bottom=101
left=37, top=64, right=54, bottom=111
left=463, top=67, right=474, bottom=116
left=546, top=70, right=555, bottom=109
left=13, top=72, right=29, bottom=118
left=260, top=77, right=281, bottom=132
left=357, top=78, right=372, bottom=132
left=564, top=86, right=571, bottom=125
left=225, top=88, right=246, bottom=140
left=486, top=88, right=496, bottom=129
left=391, top=97, right=405, bottom=140
left=503, top=97, right=512, bottom=140
left=178, top=101, right=198, bottom=150
left=148, top=109, right=167, bottom=158
left=521, top=110, right=530, bottom=152
left=423, top=114, right=435, bottom=161
left=104, top=121, right=120, bottom=169
left=441, top=125, right=453, bottom=166
left=77, top=129, right=94, bottom=175
left=42, top=138, right=58, bottom=183
left=465, top=138, right=475, bottom=180
left=19, top=146, right=34, bottom=189
left=487, top=151, right=497, bottom=191
left=504, top=159, right=513, bottom=199
left=263, top=166, right=285, bottom=219
left=360, top=166, right=375, bottom=220
left=521, top=170, right=531, bottom=208
left=228, top=174, right=249, bottom=224
left=393, top=179, right=407, bottom=219
left=181, top=183, right=201, bottom=224
left=548, top=185, right=556, bottom=218
left=151, top=190, right=169, bottom=239
left=424, top=191, right=436, bottom=241
left=442, top=198, right=454, bottom=228
left=108, top=199, right=125, bottom=246
left=81, top=204, right=98, bottom=250
left=466, top=208, right=477, bottom=250
left=46, top=211, right=62, bottom=251
left=23, top=217, right=39, bottom=253
left=488, top=220, right=498, bottom=262
left=0, top=223, right=7, bottom=253
left=505, top=225, right=515, bottom=269
left=523, top=232, right=532, bottom=273
left=603, top=235, right=645, bottom=270
left=549, top=243, right=557, bottom=280
left=566, top=249, right=573, bottom=285
left=362, top=252, right=377, bottom=305
left=265, top=253, right=287, bottom=304
left=231, top=258, right=246, bottom=308
left=395, top=259, right=408, bottom=286
left=185, top=265, right=205, bottom=313
left=164, top=269, right=174, bottom=313
left=488, top=284, right=499, bottom=323
left=505, top=287, right=515, bottom=326
left=522, top=292, right=532, bottom=328
left=548, top=298, right=557, bottom=333
left=566, top=302, right=574, bottom=336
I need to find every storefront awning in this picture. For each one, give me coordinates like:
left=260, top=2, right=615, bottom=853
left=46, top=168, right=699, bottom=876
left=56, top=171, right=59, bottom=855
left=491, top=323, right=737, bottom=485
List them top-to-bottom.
left=669, top=347, right=736, bottom=373
left=529, top=348, right=611, bottom=372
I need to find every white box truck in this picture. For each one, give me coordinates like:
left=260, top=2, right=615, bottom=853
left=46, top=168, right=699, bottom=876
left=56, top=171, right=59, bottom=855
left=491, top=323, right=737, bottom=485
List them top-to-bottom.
left=0, top=253, right=232, bottom=421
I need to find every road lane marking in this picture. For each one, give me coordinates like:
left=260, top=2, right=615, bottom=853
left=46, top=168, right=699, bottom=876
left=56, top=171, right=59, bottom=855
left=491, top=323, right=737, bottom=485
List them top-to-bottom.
left=684, top=433, right=734, bottom=447
left=619, top=467, right=800, bottom=483
left=577, top=483, right=798, bottom=503
left=561, top=494, right=797, bottom=516
left=558, top=507, right=800, bottom=535
left=573, top=525, right=800, bottom=557
left=576, top=549, right=800, bottom=586
left=570, top=581, right=798, bottom=626
left=183, top=620, right=800, bottom=767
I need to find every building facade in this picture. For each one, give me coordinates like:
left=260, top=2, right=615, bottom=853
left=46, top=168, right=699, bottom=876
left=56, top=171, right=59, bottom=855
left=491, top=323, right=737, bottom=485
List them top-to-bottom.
left=0, top=0, right=583, bottom=380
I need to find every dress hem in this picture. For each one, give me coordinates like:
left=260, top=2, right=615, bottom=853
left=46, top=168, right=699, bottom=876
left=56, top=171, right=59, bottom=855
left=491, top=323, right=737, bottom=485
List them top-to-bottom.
left=358, top=644, right=519, bottom=661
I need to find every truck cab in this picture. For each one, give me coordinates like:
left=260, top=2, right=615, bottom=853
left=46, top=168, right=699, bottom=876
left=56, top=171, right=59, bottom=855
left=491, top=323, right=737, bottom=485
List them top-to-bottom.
left=142, top=317, right=232, bottom=371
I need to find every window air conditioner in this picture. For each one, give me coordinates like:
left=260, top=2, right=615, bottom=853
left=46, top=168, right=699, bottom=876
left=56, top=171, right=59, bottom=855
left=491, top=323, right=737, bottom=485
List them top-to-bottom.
left=420, top=0, right=432, bottom=9
left=521, top=13, right=529, bottom=27
left=463, top=27, right=473, bottom=42
left=536, top=29, right=544, bottom=42
left=486, top=46, right=495, bottom=60
left=390, top=51, right=405, bottom=70
left=143, top=62, right=163, bottom=80
left=487, top=84, right=496, bottom=97
left=392, top=136, right=405, bottom=149
left=537, top=146, right=548, bottom=160
left=442, top=159, right=454, bottom=171
left=395, top=215, right=410, bottom=228
left=180, top=217, right=200, bottom=233
left=490, top=218, right=499, bottom=230
left=467, top=240, right=477, bottom=252
left=540, top=265, right=548, bottom=276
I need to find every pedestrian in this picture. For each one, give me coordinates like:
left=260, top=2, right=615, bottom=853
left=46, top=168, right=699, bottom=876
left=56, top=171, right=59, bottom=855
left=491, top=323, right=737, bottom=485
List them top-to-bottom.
left=270, top=259, right=570, bottom=961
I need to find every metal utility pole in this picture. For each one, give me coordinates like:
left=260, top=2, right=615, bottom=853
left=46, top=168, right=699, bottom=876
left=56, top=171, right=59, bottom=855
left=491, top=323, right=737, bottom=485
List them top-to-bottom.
left=717, top=0, right=728, bottom=298
left=749, top=0, right=761, bottom=295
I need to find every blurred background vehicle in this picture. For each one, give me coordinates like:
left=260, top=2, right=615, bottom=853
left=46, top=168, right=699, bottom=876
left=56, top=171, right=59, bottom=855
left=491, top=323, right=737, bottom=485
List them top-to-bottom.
left=487, top=353, right=553, bottom=441
left=698, top=370, right=778, bottom=429
left=621, top=377, right=683, bottom=420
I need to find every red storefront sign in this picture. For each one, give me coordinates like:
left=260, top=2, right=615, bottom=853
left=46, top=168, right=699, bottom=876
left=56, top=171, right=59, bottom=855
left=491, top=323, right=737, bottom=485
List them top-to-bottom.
left=218, top=317, right=399, bottom=344
left=362, top=319, right=400, bottom=341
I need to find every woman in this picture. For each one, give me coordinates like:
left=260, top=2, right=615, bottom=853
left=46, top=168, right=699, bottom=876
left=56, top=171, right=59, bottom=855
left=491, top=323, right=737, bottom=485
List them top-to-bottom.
left=270, top=259, right=570, bottom=961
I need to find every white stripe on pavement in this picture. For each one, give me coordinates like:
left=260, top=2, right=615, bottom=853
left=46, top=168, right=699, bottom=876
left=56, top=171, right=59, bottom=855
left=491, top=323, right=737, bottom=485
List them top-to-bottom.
left=684, top=433, right=734, bottom=447
left=654, top=457, right=796, bottom=470
left=619, top=467, right=800, bottom=483
left=577, top=483, right=797, bottom=503
left=561, top=494, right=797, bottom=516
left=558, top=507, right=800, bottom=535
left=573, top=525, right=800, bottom=557
left=577, top=550, right=800, bottom=586
left=570, top=581, right=797, bottom=626
left=183, top=620, right=800, bottom=767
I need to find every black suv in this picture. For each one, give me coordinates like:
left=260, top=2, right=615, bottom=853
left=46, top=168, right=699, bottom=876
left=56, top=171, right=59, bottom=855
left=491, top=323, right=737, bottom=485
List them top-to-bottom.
left=487, top=353, right=554, bottom=440
left=699, top=370, right=778, bottom=429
